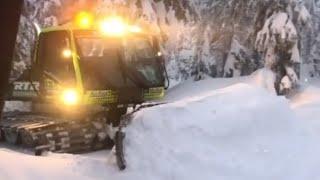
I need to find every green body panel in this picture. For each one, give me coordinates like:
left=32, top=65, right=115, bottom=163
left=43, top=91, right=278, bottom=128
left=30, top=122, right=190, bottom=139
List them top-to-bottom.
left=81, top=87, right=165, bottom=105
left=143, top=87, right=165, bottom=101
left=83, top=90, right=118, bottom=105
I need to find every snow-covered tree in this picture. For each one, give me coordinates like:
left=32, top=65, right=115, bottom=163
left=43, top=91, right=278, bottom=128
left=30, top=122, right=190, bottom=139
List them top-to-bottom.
left=255, top=1, right=311, bottom=94
left=255, top=11, right=300, bottom=94
left=224, top=38, right=257, bottom=77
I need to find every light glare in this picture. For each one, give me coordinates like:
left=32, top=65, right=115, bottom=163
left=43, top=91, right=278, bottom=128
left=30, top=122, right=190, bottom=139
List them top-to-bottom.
left=75, top=11, right=94, bottom=29
left=99, top=17, right=126, bottom=36
left=129, top=25, right=142, bottom=33
left=62, top=49, right=72, bottom=58
left=61, top=89, right=78, bottom=105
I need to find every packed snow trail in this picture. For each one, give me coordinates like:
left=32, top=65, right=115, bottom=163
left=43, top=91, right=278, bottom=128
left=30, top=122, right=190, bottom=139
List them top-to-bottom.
left=2, top=73, right=320, bottom=179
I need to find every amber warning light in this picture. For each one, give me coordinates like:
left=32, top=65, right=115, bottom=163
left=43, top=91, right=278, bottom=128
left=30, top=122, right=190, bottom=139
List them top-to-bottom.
left=75, top=11, right=94, bottom=29
left=74, top=12, right=143, bottom=36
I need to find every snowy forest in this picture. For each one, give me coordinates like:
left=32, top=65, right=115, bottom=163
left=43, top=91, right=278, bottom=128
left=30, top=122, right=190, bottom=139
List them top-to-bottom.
left=14, top=0, right=320, bottom=86
left=4, top=1, right=320, bottom=179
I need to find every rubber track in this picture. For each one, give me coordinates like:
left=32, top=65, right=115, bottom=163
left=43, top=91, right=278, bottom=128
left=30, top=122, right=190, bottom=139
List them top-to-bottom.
left=1, top=112, right=108, bottom=155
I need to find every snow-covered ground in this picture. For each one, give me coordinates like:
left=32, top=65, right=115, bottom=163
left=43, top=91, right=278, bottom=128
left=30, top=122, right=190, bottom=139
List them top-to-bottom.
left=2, top=69, right=320, bottom=180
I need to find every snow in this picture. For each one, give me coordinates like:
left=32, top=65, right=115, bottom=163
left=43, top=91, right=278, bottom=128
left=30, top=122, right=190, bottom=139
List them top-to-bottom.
left=296, top=5, right=311, bottom=25
left=255, top=10, right=301, bottom=93
left=255, top=12, right=299, bottom=62
left=224, top=38, right=245, bottom=77
left=249, top=68, right=276, bottom=94
left=3, top=72, right=320, bottom=179
left=280, top=75, right=292, bottom=91
left=125, top=84, right=309, bottom=180
left=3, top=101, right=31, bottom=112
left=0, top=149, right=100, bottom=179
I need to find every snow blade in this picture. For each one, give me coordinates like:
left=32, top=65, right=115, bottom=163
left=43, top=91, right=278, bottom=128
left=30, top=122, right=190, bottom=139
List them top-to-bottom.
left=115, top=102, right=167, bottom=171
left=115, top=131, right=126, bottom=171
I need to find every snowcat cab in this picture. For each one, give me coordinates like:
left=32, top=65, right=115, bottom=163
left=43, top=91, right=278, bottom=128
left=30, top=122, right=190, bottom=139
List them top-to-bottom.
left=1, top=14, right=168, bottom=157
left=10, top=26, right=166, bottom=110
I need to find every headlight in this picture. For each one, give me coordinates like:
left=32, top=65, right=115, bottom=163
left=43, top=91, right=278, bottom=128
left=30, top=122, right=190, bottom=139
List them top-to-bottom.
left=62, top=49, right=72, bottom=59
left=61, top=89, right=78, bottom=105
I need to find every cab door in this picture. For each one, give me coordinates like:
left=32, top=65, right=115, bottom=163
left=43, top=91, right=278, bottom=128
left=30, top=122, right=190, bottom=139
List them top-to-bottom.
left=36, top=30, right=76, bottom=101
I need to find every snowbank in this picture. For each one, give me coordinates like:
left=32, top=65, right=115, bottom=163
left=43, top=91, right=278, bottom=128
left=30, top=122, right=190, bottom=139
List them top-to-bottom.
left=249, top=68, right=276, bottom=94
left=165, top=76, right=246, bottom=101
left=124, top=83, right=318, bottom=180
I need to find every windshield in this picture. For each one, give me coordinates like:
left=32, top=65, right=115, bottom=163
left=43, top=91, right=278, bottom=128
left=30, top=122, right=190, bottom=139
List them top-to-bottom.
left=75, top=32, right=164, bottom=90
left=76, top=36, right=155, bottom=59
left=76, top=37, right=121, bottom=58
left=123, top=37, right=155, bottom=60
left=76, top=38, right=104, bottom=57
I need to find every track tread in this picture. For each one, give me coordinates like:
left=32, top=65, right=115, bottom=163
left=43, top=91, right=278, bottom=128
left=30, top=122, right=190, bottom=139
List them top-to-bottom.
left=1, top=112, right=109, bottom=154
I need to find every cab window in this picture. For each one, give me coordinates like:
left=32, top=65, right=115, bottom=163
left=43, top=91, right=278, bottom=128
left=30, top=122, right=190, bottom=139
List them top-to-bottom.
left=37, top=31, right=75, bottom=85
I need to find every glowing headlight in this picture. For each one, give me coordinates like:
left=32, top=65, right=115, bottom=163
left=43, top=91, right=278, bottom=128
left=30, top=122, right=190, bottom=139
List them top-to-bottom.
left=99, top=17, right=126, bottom=36
left=62, top=49, right=72, bottom=59
left=61, top=89, right=78, bottom=105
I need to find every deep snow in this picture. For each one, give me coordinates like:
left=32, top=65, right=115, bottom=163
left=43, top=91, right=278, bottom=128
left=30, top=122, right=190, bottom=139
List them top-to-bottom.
left=2, top=70, right=320, bottom=180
